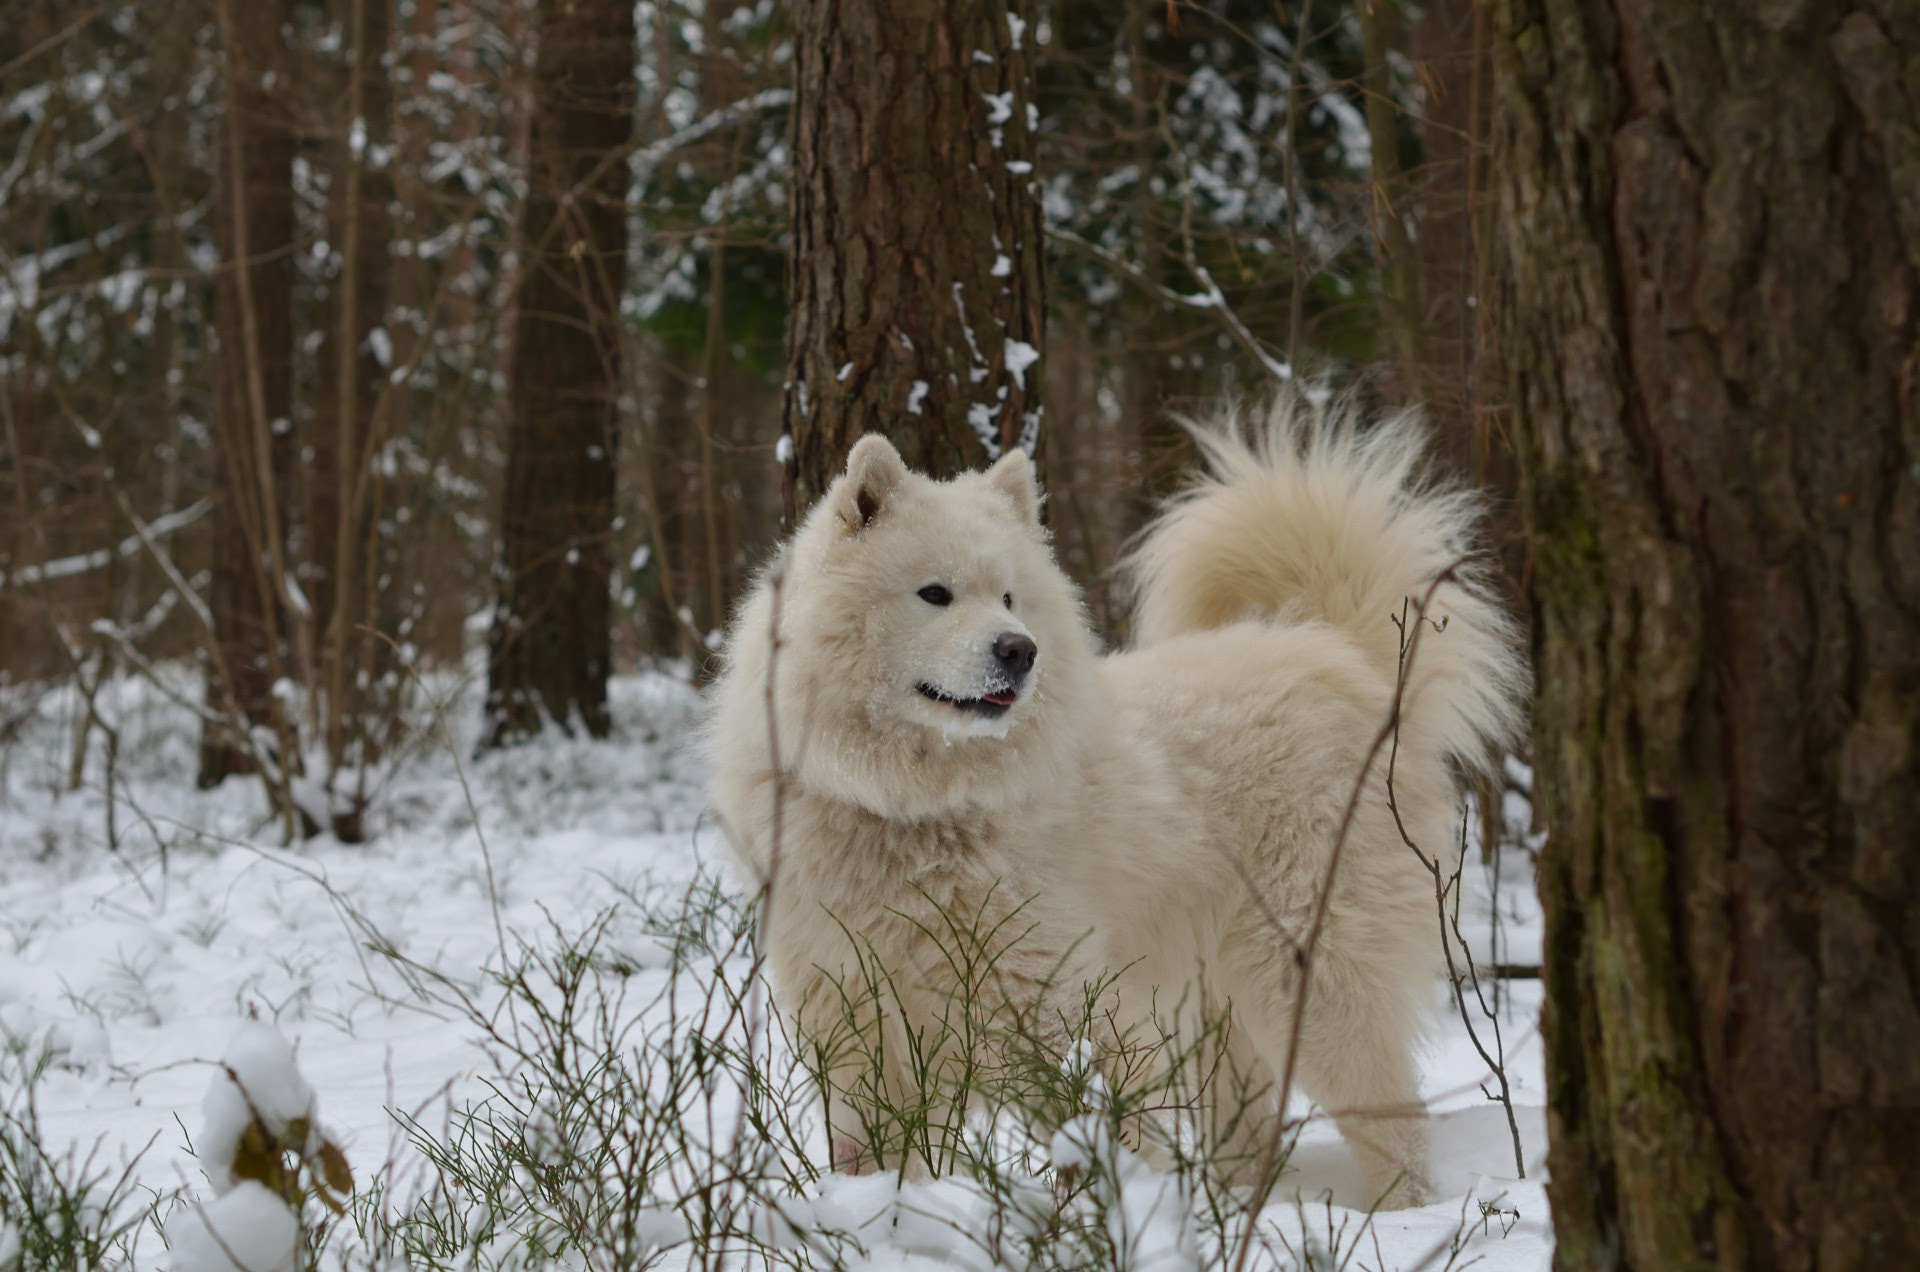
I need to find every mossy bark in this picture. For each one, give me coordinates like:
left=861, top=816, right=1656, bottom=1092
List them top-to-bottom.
left=784, top=0, right=1046, bottom=508
left=1491, top=1, right=1920, bottom=1266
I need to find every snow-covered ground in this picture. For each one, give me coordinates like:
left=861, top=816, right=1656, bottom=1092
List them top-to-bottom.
left=0, top=667, right=1551, bottom=1269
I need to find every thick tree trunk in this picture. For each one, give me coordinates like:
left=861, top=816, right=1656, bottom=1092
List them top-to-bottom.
left=200, top=0, right=299, bottom=790
left=482, top=0, right=635, bottom=746
left=784, top=0, right=1045, bottom=509
left=1492, top=1, right=1920, bottom=1266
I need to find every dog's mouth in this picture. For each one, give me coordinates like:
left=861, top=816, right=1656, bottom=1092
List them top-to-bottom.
left=916, top=683, right=1018, bottom=718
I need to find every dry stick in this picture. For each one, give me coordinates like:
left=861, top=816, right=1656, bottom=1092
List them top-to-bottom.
left=324, top=0, right=370, bottom=786
left=1280, top=0, right=1315, bottom=374
left=0, top=3, right=115, bottom=80
left=1162, top=118, right=1300, bottom=385
left=341, top=180, right=498, bottom=785
left=1048, top=227, right=1296, bottom=385
left=697, top=238, right=730, bottom=651
left=33, top=369, right=293, bottom=830
left=631, top=422, right=715, bottom=660
left=713, top=560, right=795, bottom=1216
left=731, top=560, right=853, bottom=1195
left=1227, top=563, right=1463, bottom=1272
left=1382, top=600, right=1526, bottom=1181
left=48, top=621, right=121, bottom=851
left=370, top=630, right=512, bottom=973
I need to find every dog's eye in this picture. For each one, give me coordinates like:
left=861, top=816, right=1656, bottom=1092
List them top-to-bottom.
left=917, top=584, right=953, bottom=607
left=1003, top=593, right=1014, bottom=609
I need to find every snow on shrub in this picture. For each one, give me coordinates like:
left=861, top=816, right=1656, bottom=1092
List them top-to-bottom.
left=166, top=1022, right=352, bottom=1272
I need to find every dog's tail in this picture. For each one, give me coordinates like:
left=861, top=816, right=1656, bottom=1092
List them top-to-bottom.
left=1120, top=392, right=1527, bottom=772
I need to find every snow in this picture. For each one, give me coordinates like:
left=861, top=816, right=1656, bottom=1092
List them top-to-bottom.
left=1003, top=338, right=1040, bottom=391
left=968, top=401, right=1002, bottom=457
left=3, top=499, right=210, bottom=586
left=0, top=668, right=1551, bottom=1269
left=197, top=1024, right=319, bottom=1195
left=167, top=1183, right=299, bottom=1272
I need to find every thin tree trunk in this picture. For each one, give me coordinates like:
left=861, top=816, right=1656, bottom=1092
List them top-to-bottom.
left=200, top=0, right=299, bottom=792
left=313, top=0, right=398, bottom=830
left=482, top=0, right=635, bottom=746
left=784, top=0, right=1046, bottom=510
left=1357, top=0, right=1424, bottom=397
left=1410, top=0, right=1498, bottom=479
left=1491, top=1, right=1920, bottom=1265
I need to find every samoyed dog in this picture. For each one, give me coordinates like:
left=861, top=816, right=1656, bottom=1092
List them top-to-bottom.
left=707, top=395, right=1526, bottom=1206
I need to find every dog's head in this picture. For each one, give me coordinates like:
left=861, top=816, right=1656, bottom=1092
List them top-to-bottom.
left=717, top=434, right=1092, bottom=818
left=820, top=435, right=1048, bottom=740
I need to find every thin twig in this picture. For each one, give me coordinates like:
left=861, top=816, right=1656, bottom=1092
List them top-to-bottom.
left=1382, top=600, right=1526, bottom=1180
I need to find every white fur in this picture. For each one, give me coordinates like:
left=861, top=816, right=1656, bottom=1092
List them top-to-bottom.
left=705, top=396, right=1528, bottom=1205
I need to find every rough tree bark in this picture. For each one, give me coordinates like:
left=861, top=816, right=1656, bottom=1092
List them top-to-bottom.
left=199, top=0, right=299, bottom=790
left=482, top=0, right=635, bottom=746
left=784, top=0, right=1045, bottom=511
left=1492, top=1, right=1919, bottom=1266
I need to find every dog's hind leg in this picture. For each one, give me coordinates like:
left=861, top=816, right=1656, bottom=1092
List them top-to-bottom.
left=1222, top=950, right=1433, bottom=1207
left=1289, top=998, right=1433, bottom=1208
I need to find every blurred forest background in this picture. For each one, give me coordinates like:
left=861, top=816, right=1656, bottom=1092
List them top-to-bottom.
left=1, top=0, right=1502, bottom=837
left=7, top=2, right=1917, bottom=1260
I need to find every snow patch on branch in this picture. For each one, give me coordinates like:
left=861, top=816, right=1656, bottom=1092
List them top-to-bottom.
left=4, top=499, right=211, bottom=586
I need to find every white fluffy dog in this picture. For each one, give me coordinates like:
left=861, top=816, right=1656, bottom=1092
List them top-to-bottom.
left=707, top=396, right=1526, bottom=1206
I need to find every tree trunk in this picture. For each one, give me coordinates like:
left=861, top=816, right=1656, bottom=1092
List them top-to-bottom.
left=200, top=0, right=299, bottom=791
left=313, top=0, right=398, bottom=826
left=482, top=0, right=635, bottom=746
left=783, top=0, right=1045, bottom=510
left=1357, top=0, right=1425, bottom=398
left=1409, top=0, right=1499, bottom=479
left=1491, top=1, right=1920, bottom=1266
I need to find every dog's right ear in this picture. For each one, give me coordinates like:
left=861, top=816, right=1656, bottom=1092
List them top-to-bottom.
left=834, top=434, right=908, bottom=532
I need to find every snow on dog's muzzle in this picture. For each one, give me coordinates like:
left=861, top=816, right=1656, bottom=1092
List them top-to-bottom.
left=917, top=631, right=1037, bottom=719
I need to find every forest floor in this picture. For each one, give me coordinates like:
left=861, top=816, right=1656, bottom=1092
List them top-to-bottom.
left=0, top=666, right=1553, bottom=1270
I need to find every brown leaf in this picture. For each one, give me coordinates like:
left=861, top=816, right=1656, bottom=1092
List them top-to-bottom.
left=320, top=1138, right=354, bottom=1196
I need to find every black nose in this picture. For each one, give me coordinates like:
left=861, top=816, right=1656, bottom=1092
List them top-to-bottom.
left=993, top=632, right=1037, bottom=677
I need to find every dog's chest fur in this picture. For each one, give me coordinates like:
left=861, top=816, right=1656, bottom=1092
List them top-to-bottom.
left=798, top=793, right=1030, bottom=924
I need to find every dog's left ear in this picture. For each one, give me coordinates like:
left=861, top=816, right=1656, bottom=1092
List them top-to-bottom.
left=835, top=434, right=909, bottom=532
left=985, top=449, right=1041, bottom=525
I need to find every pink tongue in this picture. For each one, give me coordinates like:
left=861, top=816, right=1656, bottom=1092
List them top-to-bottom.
left=983, top=690, right=1016, bottom=706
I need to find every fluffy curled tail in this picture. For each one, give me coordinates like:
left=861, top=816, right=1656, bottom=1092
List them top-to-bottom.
left=1120, top=393, right=1528, bottom=773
